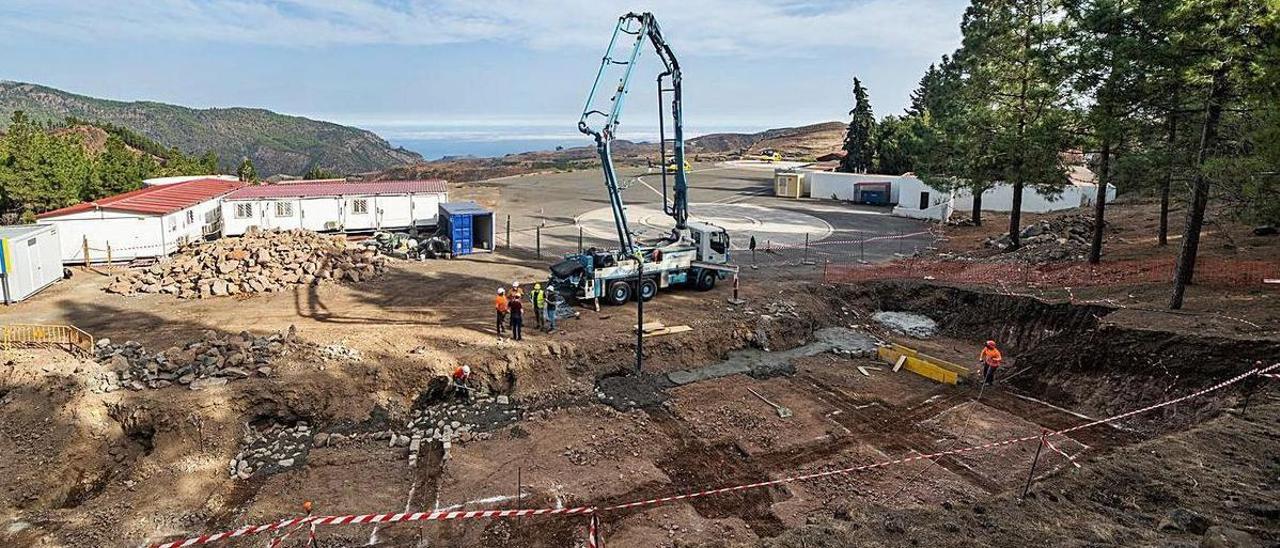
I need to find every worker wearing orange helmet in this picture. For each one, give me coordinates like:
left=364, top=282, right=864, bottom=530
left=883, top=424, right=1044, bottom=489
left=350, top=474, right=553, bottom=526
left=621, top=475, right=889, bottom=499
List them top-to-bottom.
left=978, top=340, right=1003, bottom=386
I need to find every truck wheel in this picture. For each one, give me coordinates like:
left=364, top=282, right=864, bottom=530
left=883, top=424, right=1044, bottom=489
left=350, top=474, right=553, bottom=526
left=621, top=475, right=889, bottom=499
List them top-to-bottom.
left=695, top=270, right=717, bottom=291
left=638, top=277, right=658, bottom=301
left=606, top=280, right=632, bottom=305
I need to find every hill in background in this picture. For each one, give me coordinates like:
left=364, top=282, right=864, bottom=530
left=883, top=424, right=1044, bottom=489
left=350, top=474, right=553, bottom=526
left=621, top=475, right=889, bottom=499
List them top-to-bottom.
left=0, top=81, right=422, bottom=176
left=374, top=122, right=846, bottom=183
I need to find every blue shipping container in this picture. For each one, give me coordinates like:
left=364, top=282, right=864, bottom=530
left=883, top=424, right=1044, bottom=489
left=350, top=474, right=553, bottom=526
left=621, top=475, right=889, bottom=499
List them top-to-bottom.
left=438, top=202, right=495, bottom=256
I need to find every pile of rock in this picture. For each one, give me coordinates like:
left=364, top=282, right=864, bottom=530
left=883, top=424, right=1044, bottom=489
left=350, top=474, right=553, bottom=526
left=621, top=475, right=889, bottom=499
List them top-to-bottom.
left=984, top=214, right=1099, bottom=261
left=105, top=229, right=387, bottom=298
left=872, top=311, right=938, bottom=338
left=93, top=328, right=298, bottom=391
left=405, top=396, right=520, bottom=464
left=229, top=420, right=313, bottom=479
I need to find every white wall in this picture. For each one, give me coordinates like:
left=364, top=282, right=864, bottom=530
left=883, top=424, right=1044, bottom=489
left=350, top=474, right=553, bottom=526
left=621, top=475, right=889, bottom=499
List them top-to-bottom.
left=807, top=172, right=905, bottom=203
left=891, top=177, right=954, bottom=221
left=953, top=183, right=1092, bottom=214
left=1078, top=183, right=1118, bottom=207
left=222, top=192, right=446, bottom=236
left=38, top=197, right=224, bottom=263
left=39, top=211, right=163, bottom=263
left=1, top=225, right=63, bottom=303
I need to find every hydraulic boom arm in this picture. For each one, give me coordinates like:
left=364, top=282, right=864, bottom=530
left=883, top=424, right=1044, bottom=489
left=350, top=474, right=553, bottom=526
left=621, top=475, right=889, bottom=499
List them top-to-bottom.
left=578, top=12, right=689, bottom=255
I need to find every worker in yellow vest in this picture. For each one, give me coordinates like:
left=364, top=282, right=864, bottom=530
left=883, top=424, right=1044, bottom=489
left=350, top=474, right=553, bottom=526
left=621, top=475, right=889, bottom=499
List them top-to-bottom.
left=531, top=283, right=546, bottom=331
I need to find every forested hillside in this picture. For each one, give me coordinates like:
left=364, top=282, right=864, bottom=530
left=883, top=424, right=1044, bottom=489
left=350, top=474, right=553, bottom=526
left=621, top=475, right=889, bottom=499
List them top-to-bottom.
left=0, top=81, right=422, bottom=176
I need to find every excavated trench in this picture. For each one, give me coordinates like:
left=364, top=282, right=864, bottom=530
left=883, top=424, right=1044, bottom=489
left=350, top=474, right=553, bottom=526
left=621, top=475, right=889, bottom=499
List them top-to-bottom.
left=10, top=280, right=1274, bottom=547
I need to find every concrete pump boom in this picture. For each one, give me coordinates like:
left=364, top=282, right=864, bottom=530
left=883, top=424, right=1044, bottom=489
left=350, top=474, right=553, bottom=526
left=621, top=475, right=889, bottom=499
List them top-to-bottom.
left=578, top=12, right=690, bottom=255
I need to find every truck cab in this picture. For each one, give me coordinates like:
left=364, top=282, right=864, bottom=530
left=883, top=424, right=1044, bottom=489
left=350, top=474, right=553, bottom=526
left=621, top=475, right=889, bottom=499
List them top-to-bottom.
left=687, top=221, right=730, bottom=265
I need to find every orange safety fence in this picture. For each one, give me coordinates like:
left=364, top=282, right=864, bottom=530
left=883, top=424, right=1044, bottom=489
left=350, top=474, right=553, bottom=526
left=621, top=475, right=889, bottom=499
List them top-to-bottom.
left=823, top=258, right=1277, bottom=288
left=0, top=324, right=96, bottom=357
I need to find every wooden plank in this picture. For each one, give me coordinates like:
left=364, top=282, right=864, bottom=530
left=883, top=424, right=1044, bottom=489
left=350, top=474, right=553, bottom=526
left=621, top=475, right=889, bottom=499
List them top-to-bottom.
left=643, top=325, right=692, bottom=338
left=893, top=355, right=907, bottom=372
left=857, top=366, right=871, bottom=377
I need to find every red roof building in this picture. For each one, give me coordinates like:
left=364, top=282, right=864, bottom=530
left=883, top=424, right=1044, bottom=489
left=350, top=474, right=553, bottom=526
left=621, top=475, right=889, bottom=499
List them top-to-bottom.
left=36, top=178, right=244, bottom=219
left=224, top=180, right=448, bottom=200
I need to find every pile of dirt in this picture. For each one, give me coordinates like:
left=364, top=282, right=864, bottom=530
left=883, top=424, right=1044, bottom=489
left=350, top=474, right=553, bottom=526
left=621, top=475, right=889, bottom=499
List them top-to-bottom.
left=983, top=213, right=1098, bottom=261
left=104, top=228, right=387, bottom=298
left=91, top=327, right=299, bottom=391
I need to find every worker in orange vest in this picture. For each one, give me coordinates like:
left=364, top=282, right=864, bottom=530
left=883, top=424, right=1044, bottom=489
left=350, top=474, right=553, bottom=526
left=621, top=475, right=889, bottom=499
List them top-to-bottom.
left=494, top=288, right=508, bottom=336
left=978, top=340, right=1003, bottom=386
left=452, top=365, right=472, bottom=402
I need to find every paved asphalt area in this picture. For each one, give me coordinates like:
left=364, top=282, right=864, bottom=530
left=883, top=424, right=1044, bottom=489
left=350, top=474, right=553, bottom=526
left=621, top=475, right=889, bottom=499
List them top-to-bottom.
left=482, top=162, right=937, bottom=263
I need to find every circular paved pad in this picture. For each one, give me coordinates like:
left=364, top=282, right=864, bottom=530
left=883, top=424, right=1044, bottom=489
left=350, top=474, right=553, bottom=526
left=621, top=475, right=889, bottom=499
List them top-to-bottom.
left=577, top=203, right=833, bottom=250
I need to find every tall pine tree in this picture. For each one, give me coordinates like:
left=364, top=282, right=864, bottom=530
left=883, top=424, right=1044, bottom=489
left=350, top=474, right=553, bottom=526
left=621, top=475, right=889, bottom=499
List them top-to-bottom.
left=958, top=0, right=1073, bottom=249
left=841, top=78, right=876, bottom=173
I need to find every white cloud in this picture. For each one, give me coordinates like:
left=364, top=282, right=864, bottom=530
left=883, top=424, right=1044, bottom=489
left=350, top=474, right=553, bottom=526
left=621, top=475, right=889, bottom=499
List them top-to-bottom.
left=1, top=0, right=964, bottom=57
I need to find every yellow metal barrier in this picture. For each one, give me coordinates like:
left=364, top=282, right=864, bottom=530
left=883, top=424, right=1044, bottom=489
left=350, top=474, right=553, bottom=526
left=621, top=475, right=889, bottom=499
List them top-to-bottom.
left=0, top=324, right=95, bottom=357
left=878, top=343, right=970, bottom=385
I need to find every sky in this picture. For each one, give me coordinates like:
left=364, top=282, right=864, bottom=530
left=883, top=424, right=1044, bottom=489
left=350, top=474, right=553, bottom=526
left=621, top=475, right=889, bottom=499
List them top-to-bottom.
left=0, top=0, right=969, bottom=143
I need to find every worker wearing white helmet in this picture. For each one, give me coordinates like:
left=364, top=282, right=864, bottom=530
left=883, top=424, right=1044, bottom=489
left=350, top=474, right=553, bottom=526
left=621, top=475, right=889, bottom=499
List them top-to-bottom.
left=509, top=281, right=524, bottom=302
left=494, top=288, right=509, bottom=337
left=453, top=365, right=473, bottom=402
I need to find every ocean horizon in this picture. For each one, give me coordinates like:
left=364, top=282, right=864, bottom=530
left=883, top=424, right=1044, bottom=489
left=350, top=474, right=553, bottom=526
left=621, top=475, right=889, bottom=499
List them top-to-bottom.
left=367, top=122, right=771, bottom=161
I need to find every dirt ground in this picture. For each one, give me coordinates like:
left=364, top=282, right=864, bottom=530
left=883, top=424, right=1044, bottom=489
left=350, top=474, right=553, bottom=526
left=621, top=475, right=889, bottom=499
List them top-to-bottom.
left=1, top=197, right=1278, bottom=548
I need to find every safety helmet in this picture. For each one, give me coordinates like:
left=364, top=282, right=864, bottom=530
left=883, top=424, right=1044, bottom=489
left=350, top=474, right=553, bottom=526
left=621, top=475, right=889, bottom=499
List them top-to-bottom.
left=512, top=281, right=519, bottom=287
left=534, top=282, right=542, bottom=289
left=498, top=288, right=505, bottom=294
left=985, top=340, right=997, bottom=349
left=462, top=365, right=471, bottom=375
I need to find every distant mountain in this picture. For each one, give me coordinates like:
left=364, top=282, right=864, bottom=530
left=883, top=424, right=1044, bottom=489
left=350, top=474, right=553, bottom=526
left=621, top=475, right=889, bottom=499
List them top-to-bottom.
left=0, top=81, right=422, bottom=176
left=688, top=121, right=846, bottom=157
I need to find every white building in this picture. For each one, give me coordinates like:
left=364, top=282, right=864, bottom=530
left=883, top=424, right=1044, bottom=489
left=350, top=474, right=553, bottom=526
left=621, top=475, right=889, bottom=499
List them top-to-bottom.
left=805, top=164, right=1115, bottom=222
left=806, top=172, right=906, bottom=204
left=36, top=178, right=244, bottom=263
left=220, top=180, right=448, bottom=236
left=0, top=224, right=63, bottom=303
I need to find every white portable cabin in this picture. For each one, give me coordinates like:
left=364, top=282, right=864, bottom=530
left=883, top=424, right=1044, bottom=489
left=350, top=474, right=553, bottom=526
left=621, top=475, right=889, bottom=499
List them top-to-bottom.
left=36, top=178, right=244, bottom=264
left=220, top=180, right=449, bottom=236
left=0, top=224, right=64, bottom=304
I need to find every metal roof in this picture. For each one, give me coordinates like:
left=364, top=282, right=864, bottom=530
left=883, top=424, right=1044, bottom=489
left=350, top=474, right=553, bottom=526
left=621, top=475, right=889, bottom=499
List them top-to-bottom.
left=36, top=178, right=245, bottom=218
left=224, top=180, right=448, bottom=200
left=439, top=201, right=492, bottom=216
left=0, top=224, right=55, bottom=240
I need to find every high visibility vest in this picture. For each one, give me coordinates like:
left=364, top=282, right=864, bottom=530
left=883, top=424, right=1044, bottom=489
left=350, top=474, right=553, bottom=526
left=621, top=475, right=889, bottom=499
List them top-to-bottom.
left=532, top=289, right=546, bottom=308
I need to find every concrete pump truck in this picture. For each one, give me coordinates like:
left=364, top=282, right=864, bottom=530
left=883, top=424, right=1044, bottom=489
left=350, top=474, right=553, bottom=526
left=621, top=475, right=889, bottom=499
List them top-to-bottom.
left=548, top=12, right=737, bottom=306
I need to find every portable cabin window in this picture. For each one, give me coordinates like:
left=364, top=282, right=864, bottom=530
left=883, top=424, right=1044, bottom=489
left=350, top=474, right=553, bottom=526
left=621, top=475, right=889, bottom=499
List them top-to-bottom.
left=918, top=191, right=930, bottom=210
left=351, top=199, right=369, bottom=215
left=275, top=201, right=295, bottom=217
left=234, top=203, right=254, bottom=219
left=186, top=210, right=195, bottom=224
left=169, top=216, right=177, bottom=231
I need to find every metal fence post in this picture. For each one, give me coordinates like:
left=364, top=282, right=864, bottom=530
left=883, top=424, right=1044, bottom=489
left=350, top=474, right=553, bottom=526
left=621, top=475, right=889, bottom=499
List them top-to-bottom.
left=506, top=215, right=511, bottom=250
left=536, top=226, right=541, bottom=259
left=578, top=226, right=583, bottom=253
left=803, top=233, right=809, bottom=264
left=82, top=237, right=90, bottom=268
left=106, top=242, right=112, bottom=266
left=1022, top=432, right=1047, bottom=499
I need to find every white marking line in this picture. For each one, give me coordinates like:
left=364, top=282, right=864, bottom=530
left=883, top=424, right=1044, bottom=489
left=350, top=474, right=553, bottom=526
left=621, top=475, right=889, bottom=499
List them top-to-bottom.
left=1009, top=393, right=1136, bottom=433
left=369, top=467, right=421, bottom=544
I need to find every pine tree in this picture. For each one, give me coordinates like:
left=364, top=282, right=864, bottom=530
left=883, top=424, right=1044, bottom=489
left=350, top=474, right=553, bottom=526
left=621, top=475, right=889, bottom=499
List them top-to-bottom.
left=957, top=0, right=1074, bottom=248
left=1068, top=0, right=1154, bottom=264
left=1168, top=0, right=1276, bottom=309
left=841, top=78, right=876, bottom=173
left=237, top=157, right=257, bottom=182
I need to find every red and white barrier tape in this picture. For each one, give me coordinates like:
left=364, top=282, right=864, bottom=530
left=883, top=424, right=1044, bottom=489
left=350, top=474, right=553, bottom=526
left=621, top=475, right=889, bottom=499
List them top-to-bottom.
left=151, top=362, right=1277, bottom=548
left=1043, top=438, right=1081, bottom=469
